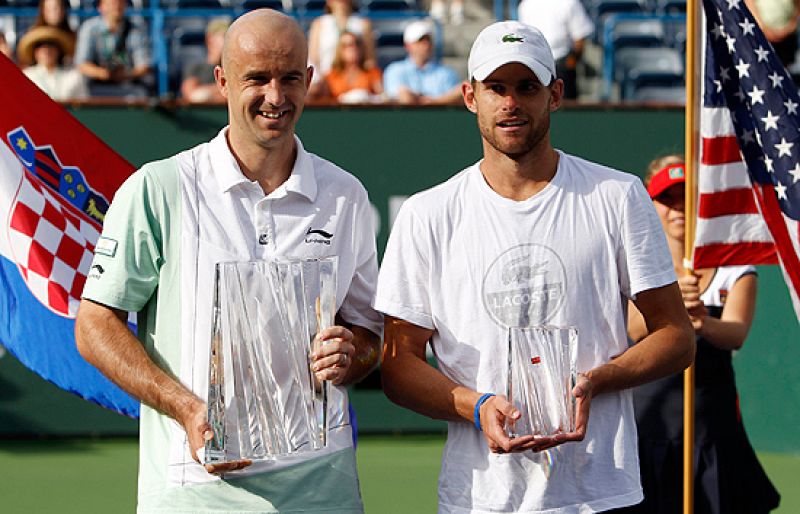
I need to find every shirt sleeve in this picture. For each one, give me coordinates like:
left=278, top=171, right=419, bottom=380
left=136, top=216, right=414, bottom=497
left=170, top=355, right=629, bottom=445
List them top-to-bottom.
left=568, top=0, right=595, bottom=42
left=73, top=21, right=94, bottom=66
left=129, top=25, right=151, bottom=69
left=382, top=62, right=403, bottom=98
left=441, top=65, right=460, bottom=92
left=81, top=164, right=166, bottom=312
left=617, top=179, right=676, bottom=299
left=336, top=186, right=384, bottom=337
left=374, top=199, right=434, bottom=329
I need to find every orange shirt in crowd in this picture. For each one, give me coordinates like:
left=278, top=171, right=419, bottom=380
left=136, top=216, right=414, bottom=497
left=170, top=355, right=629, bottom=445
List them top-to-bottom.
left=324, top=67, right=382, bottom=100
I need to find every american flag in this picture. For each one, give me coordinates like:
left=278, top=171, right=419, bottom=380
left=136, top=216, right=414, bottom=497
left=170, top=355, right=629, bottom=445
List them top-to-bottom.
left=695, top=0, right=800, bottom=319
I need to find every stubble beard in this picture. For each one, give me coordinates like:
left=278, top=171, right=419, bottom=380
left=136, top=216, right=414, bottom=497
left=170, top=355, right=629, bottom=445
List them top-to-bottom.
left=480, top=114, right=550, bottom=160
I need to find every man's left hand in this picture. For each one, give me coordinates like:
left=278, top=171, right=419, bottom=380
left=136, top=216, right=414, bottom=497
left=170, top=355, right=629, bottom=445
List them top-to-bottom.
left=311, top=326, right=356, bottom=385
left=527, top=373, right=593, bottom=452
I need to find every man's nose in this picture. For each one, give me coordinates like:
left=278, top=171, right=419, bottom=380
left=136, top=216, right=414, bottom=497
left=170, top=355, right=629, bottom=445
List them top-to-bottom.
left=264, top=79, right=285, bottom=106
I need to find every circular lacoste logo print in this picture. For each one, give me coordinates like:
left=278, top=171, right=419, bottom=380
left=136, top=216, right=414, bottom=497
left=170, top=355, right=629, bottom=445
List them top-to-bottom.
left=482, top=243, right=567, bottom=328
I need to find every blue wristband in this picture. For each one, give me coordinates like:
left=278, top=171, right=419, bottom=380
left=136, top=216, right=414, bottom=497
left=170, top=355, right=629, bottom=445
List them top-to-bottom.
left=473, top=393, right=496, bottom=431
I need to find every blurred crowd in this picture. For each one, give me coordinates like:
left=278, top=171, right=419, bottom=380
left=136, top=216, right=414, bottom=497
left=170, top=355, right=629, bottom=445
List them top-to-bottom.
left=1, top=0, right=465, bottom=104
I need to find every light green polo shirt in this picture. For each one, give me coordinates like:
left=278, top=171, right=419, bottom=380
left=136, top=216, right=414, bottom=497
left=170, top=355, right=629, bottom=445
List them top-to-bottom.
left=83, top=130, right=382, bottom=513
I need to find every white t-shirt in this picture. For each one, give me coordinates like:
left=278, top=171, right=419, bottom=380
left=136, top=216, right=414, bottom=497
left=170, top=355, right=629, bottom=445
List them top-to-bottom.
left=517, top=0, right=594, bottom=60
left=374, top=152, right=675, bottom=513
left=701, top=265, right=756, bottom=307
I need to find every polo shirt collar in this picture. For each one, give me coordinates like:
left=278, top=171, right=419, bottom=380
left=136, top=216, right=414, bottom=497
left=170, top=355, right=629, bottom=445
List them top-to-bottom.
left=209, top=127, right=317, bottom=201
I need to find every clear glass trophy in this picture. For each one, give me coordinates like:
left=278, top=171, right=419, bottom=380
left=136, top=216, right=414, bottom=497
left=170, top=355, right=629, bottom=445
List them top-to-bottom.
left=204, top=257, right=337, bottom=465
left=506, top=325, right=577, bottom=438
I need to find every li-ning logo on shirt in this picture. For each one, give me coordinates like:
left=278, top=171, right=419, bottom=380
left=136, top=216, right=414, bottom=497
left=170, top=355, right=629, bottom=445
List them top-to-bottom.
left=501, top=34, right=524, bottom=43
left=305, top=227, right=333, bottom=245
left=88, top=264, right=105, bottom=280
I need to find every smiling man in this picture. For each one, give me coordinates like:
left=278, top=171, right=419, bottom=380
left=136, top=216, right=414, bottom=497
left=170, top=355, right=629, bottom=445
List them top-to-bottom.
left=75, top=9, right=382, bottom=514
left=375, top=21, right=695, bottom=513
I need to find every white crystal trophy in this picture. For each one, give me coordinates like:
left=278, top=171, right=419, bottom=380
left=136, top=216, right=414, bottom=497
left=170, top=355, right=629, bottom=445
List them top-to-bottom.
left=204, top=257, right=337, bottom=465
left=506, top=326, right=577, bottom=438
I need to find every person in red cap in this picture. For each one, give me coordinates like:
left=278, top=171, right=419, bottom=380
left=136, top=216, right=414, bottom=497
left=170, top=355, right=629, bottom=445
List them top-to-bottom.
left=624, top=154, right=781, bottom=514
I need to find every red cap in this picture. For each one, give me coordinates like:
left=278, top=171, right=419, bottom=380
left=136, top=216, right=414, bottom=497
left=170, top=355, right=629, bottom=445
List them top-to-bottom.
left=647, top=163, right=685, bottom=199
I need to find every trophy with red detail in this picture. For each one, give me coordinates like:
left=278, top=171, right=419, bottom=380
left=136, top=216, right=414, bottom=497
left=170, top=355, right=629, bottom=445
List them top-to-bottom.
left=506, top=326, right=577, bottom=438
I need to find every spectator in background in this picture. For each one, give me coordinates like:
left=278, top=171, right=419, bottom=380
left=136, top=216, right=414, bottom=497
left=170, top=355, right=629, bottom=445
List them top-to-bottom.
left=32, top=0, right=76, bottom=63
left=74, top=0, right=152, bottom=97
left=308, top=0, right=376, bottom=92
left=430, top=0, right=464, bottom=25
left=517, top=0, right=593, bottom=100
left=744, top=0, right=800, bottom=70
left=180, top=16, right=230, bottom=103
left=383, top=19, right=461, bottom=105
left=17, top=26, right=88, bottom=100
left=323, top=32, right=383, bottom=103
left=0, top=33, right=10, bottom=59
left=624, top=155, right=780, bottom=514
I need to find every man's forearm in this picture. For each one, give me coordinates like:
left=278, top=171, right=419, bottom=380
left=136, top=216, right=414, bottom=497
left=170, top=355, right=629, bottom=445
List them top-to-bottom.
left=75, top=299, right=203, bottom=423
left=586, top=324, right=695, bottom=396
left=341, top=325, right=380, bottom=385
left=382, top=351, right=480, bottom=423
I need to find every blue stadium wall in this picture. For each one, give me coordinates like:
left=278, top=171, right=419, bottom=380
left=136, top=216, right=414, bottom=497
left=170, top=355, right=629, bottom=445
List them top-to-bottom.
left=0, top=105, right=798, bottom=454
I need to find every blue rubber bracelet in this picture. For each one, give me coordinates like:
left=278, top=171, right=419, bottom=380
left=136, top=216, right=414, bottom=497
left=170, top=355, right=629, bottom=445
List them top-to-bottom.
left=473, top=393, right=496, bottom=431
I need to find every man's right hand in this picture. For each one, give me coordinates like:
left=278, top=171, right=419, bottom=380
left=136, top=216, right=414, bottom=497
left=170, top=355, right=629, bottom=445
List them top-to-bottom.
left=478, top=395, right=542, bottom=453
left=180, top=397, right=252, bottom=474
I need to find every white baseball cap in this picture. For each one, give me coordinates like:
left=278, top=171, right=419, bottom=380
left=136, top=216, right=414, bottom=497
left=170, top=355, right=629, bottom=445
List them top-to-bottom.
left=403, top=19, right=435, bottom=45
left=467, top=21, right=556, bottom=84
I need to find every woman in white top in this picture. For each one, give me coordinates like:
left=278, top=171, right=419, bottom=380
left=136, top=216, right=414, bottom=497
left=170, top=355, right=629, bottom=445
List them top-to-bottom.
left=308, top=0, right=376, bottom=82
left=18, top=25, right=88, bottom=101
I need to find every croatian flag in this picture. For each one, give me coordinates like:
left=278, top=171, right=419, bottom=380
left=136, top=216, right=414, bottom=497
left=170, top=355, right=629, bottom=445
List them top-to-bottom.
left=694, top=0, right=800, bottom=320
left=0, top=54, right=139, bottom=416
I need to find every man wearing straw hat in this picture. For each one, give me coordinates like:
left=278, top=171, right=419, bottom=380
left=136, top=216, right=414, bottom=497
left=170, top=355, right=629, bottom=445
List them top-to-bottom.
left=75, top=9, right=382, bottom=513
left=375, top=20, right=695, bottom=513
left=17, top=25, right=87, bottom=100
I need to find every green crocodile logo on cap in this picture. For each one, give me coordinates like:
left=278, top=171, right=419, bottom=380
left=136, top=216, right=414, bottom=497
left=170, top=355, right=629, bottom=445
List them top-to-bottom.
left=501, top=34, right=524, bottom=43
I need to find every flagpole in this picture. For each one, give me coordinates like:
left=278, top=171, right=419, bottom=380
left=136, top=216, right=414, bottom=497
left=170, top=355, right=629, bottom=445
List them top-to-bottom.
left=684, top=1, right=701, bottom=514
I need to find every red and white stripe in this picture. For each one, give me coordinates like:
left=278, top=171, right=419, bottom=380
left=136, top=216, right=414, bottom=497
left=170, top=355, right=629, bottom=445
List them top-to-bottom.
left=694, top=106, right=777, bottom=267
left=695, top=106, right=800, bottom=318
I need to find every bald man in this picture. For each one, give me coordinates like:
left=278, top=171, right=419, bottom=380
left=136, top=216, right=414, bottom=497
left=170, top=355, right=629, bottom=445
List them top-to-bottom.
left=75, top=10, right=382, bottom=513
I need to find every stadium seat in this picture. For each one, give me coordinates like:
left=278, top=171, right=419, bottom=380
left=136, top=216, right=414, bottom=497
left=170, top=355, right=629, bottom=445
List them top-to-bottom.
left=6, top=0, right=39, bottom=6
left=162, top=0, right=223, bottom=9
left=239, top=0, right=285, bottom=10
left=292, top=0, right=325, bottom=14
left=359, top=0, right=417, bottom=12
left=589, top=0, right=647, bottom=19
left=655, top=0, right=686, bottom=14
left=372, top=17, right=424, bottom=69
left=606, top=17, right=665, bottom=49
left=168, top=26, right=207, bottom=94
left=614, top=45, right=683, bottom=82
left=615, top=46, right=684, bottom=99
left=630, top=84, right=685, bottom=103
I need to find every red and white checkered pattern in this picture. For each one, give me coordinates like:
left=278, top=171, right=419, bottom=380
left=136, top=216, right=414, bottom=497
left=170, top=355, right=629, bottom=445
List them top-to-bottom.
left=7, top=171, right=100, bottom=318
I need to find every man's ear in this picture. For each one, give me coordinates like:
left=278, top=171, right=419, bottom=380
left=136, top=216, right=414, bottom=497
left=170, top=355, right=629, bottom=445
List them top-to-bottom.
left=214, top=65, right=228, bottom=99
left=549, top=78, right=564, bottom=112
left=463, top=81, right=477, bottom=114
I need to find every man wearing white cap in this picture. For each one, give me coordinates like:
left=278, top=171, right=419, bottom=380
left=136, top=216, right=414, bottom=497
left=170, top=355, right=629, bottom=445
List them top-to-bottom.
left=383, top=18, right=461, bottom=105
left=375, top=21, right=695, bottom=513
